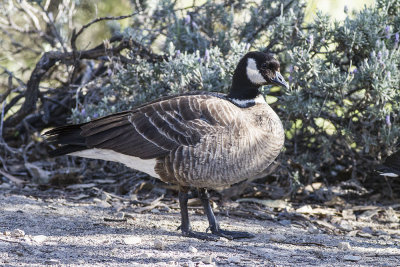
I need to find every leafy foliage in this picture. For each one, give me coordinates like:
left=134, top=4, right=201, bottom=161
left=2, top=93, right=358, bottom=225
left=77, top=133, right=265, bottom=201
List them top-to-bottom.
left=1, top=0, right=399, bottom=194
left=73, top=0, right=399, bottom=187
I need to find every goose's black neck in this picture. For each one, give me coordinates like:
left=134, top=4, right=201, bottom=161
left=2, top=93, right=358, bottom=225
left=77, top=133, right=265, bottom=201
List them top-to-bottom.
left=227, top=55, right=261, bottom=100
left=227, top=83, right=260, bottom=100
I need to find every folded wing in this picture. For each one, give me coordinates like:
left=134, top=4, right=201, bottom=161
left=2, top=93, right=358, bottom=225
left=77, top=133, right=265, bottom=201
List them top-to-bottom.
left=46, top=93, right=234, bottom=159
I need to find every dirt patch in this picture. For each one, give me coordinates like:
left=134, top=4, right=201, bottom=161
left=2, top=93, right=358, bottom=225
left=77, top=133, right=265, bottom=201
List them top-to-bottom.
left=0, top=187, right=399, bottom=266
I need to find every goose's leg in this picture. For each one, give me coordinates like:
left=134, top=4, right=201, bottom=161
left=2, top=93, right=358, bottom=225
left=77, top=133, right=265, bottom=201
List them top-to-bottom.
left=178, top=187, right=218, bottom=241
left=199, top=188, right=255, bottom=240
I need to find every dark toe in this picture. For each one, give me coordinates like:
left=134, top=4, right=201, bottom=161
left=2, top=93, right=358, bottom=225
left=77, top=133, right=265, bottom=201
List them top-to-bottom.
left=212, top=229, right=255, bottom=240
left=182, top=230, right=220, bottom=241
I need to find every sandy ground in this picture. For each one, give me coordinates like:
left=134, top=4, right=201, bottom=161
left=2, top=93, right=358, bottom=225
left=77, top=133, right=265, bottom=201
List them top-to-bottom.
left=0, top=188, right=399, bottom=267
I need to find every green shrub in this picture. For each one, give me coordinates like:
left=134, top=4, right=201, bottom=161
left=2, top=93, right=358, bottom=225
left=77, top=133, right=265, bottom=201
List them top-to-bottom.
left=2, top=0, right=398, bottom=191
left=71, top=0, right=400, bottom=188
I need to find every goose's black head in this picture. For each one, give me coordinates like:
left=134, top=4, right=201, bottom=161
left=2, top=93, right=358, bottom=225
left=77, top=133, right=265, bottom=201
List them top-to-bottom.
left=228, top=51, right=289, bottom=100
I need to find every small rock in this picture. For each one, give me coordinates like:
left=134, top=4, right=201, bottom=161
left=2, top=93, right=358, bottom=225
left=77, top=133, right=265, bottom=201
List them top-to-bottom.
left=25, top=162, right=51, bottom=184
left=0, top=183, right=12, bottom=189
left=97, top=201, right=111, bottom=208
left=296, top=205, right=313, bottom=213
left=160, top=206, right=171, bottom=213
left=382, top=207, right=399, bottom=223
left=151, top=208, right=160, bottom=214
left=342, top=209, right=356, bottom=220
left=116, top=212, right=125, bottom=219
left=339, top=220, right=353, bottom=231
left=308, top=225, right=320, bottom=234
left=361, top=227, right=373, bottom=234
left=11, top=229, right=25, bottom=237
left=346, top=230, right=358, bottom=237
left=3, top=231, right=11, bottom=236
left=357, top=232, right=373, bottom=238
left=269, top=234, right=286, bottom=242
left=31, top=235, right=47, bottom=243
left=123, top=236, right=142, bottom=245
left=218, top=237, right=229, bottom=243
left=154, top=239, right=165, bottom=250
left=338, top=241, right=351, bottom=250
left=188, top=245, right=198, bottom=253
left=313, top=250, right=324, bottom=259
left=139, top=252, right=150, bottom=258
left=200, top=255, right=213, bottom=264
left=343, top=255, right=361, bottom=262
left=227, top=256, right=241, bottom=263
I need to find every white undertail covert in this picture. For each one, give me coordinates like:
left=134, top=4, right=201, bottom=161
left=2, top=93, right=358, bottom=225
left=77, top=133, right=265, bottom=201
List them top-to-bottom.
left=70, top=148, right=160, bottom=178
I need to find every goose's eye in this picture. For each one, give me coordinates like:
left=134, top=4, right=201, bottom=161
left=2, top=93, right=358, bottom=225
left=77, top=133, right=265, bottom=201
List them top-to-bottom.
left=261, top=63, right=268, bottom=70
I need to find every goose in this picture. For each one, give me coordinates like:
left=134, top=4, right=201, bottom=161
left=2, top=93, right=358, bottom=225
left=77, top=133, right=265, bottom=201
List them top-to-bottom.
left=45, top=51, right=289, bottom=240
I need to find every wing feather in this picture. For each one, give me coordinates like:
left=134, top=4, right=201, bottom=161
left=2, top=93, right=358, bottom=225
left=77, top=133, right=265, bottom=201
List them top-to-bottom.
left=46, top=93, right=238, bottom=160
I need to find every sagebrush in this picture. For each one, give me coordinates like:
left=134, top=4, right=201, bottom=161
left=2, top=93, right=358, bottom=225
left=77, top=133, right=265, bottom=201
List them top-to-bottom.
left=1, top=0, right=399, bottom=194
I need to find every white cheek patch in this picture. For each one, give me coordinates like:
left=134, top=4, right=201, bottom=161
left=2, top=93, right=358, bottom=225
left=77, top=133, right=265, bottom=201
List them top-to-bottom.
left=246, top=58, right=267, bottom=85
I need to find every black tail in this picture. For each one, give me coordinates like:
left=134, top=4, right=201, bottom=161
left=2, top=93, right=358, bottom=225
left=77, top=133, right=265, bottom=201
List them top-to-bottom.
left=44, top=123, right=88, bottom=157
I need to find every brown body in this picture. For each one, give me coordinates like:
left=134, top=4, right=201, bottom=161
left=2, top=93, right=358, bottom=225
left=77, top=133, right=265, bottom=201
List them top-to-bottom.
left=49, top=92, right=284, bottom=190
left=154, top=94, right=284, bottom=188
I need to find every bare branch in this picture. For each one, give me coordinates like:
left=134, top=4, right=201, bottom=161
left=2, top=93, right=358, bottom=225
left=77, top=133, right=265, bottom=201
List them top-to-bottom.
left=19, top=1, right=42, bottom=32
left=37, top=3, right=68, bottom=53
left=71, top=12, right=141, bottom=50
left=3, top=36, right=151, bottom=128
left=0, top=67, right=27, bottom=88
left=0, top=73, right=14, bottom=103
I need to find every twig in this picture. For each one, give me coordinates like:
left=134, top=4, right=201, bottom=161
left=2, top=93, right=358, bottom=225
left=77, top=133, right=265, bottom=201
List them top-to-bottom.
left=19, top=1, right=42, bottom=32
left=36, top=2, right=68, bottom=53
left=71, top=12, right=141, bottom=50
left=0, top=66, right=27, bottom=88
left=0, top=74, right=13, bottom=104
left=3, top=93, right=24, bottom=118
left=41, top=96, right=70, bottom=110
left=0, top=100, right=6, bottom=137
left=0, top=169, right=25, bottom=185
left=92, top=187, right=131, bottom=202
left=134, top=195, right=166, bottom=213
left=103, top=217, right=127, bottom=222
left=0, top=237, right=23, bottom=244
left=278, top=241, right=327, bottom=247
left=365, top=254, right=400, bottom=257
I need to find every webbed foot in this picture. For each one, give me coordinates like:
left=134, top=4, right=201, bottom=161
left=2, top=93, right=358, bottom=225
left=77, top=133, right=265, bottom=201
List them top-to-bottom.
left=210, top=228, right=255, bottom=240
left=181, top=229, right=219, bottom=241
